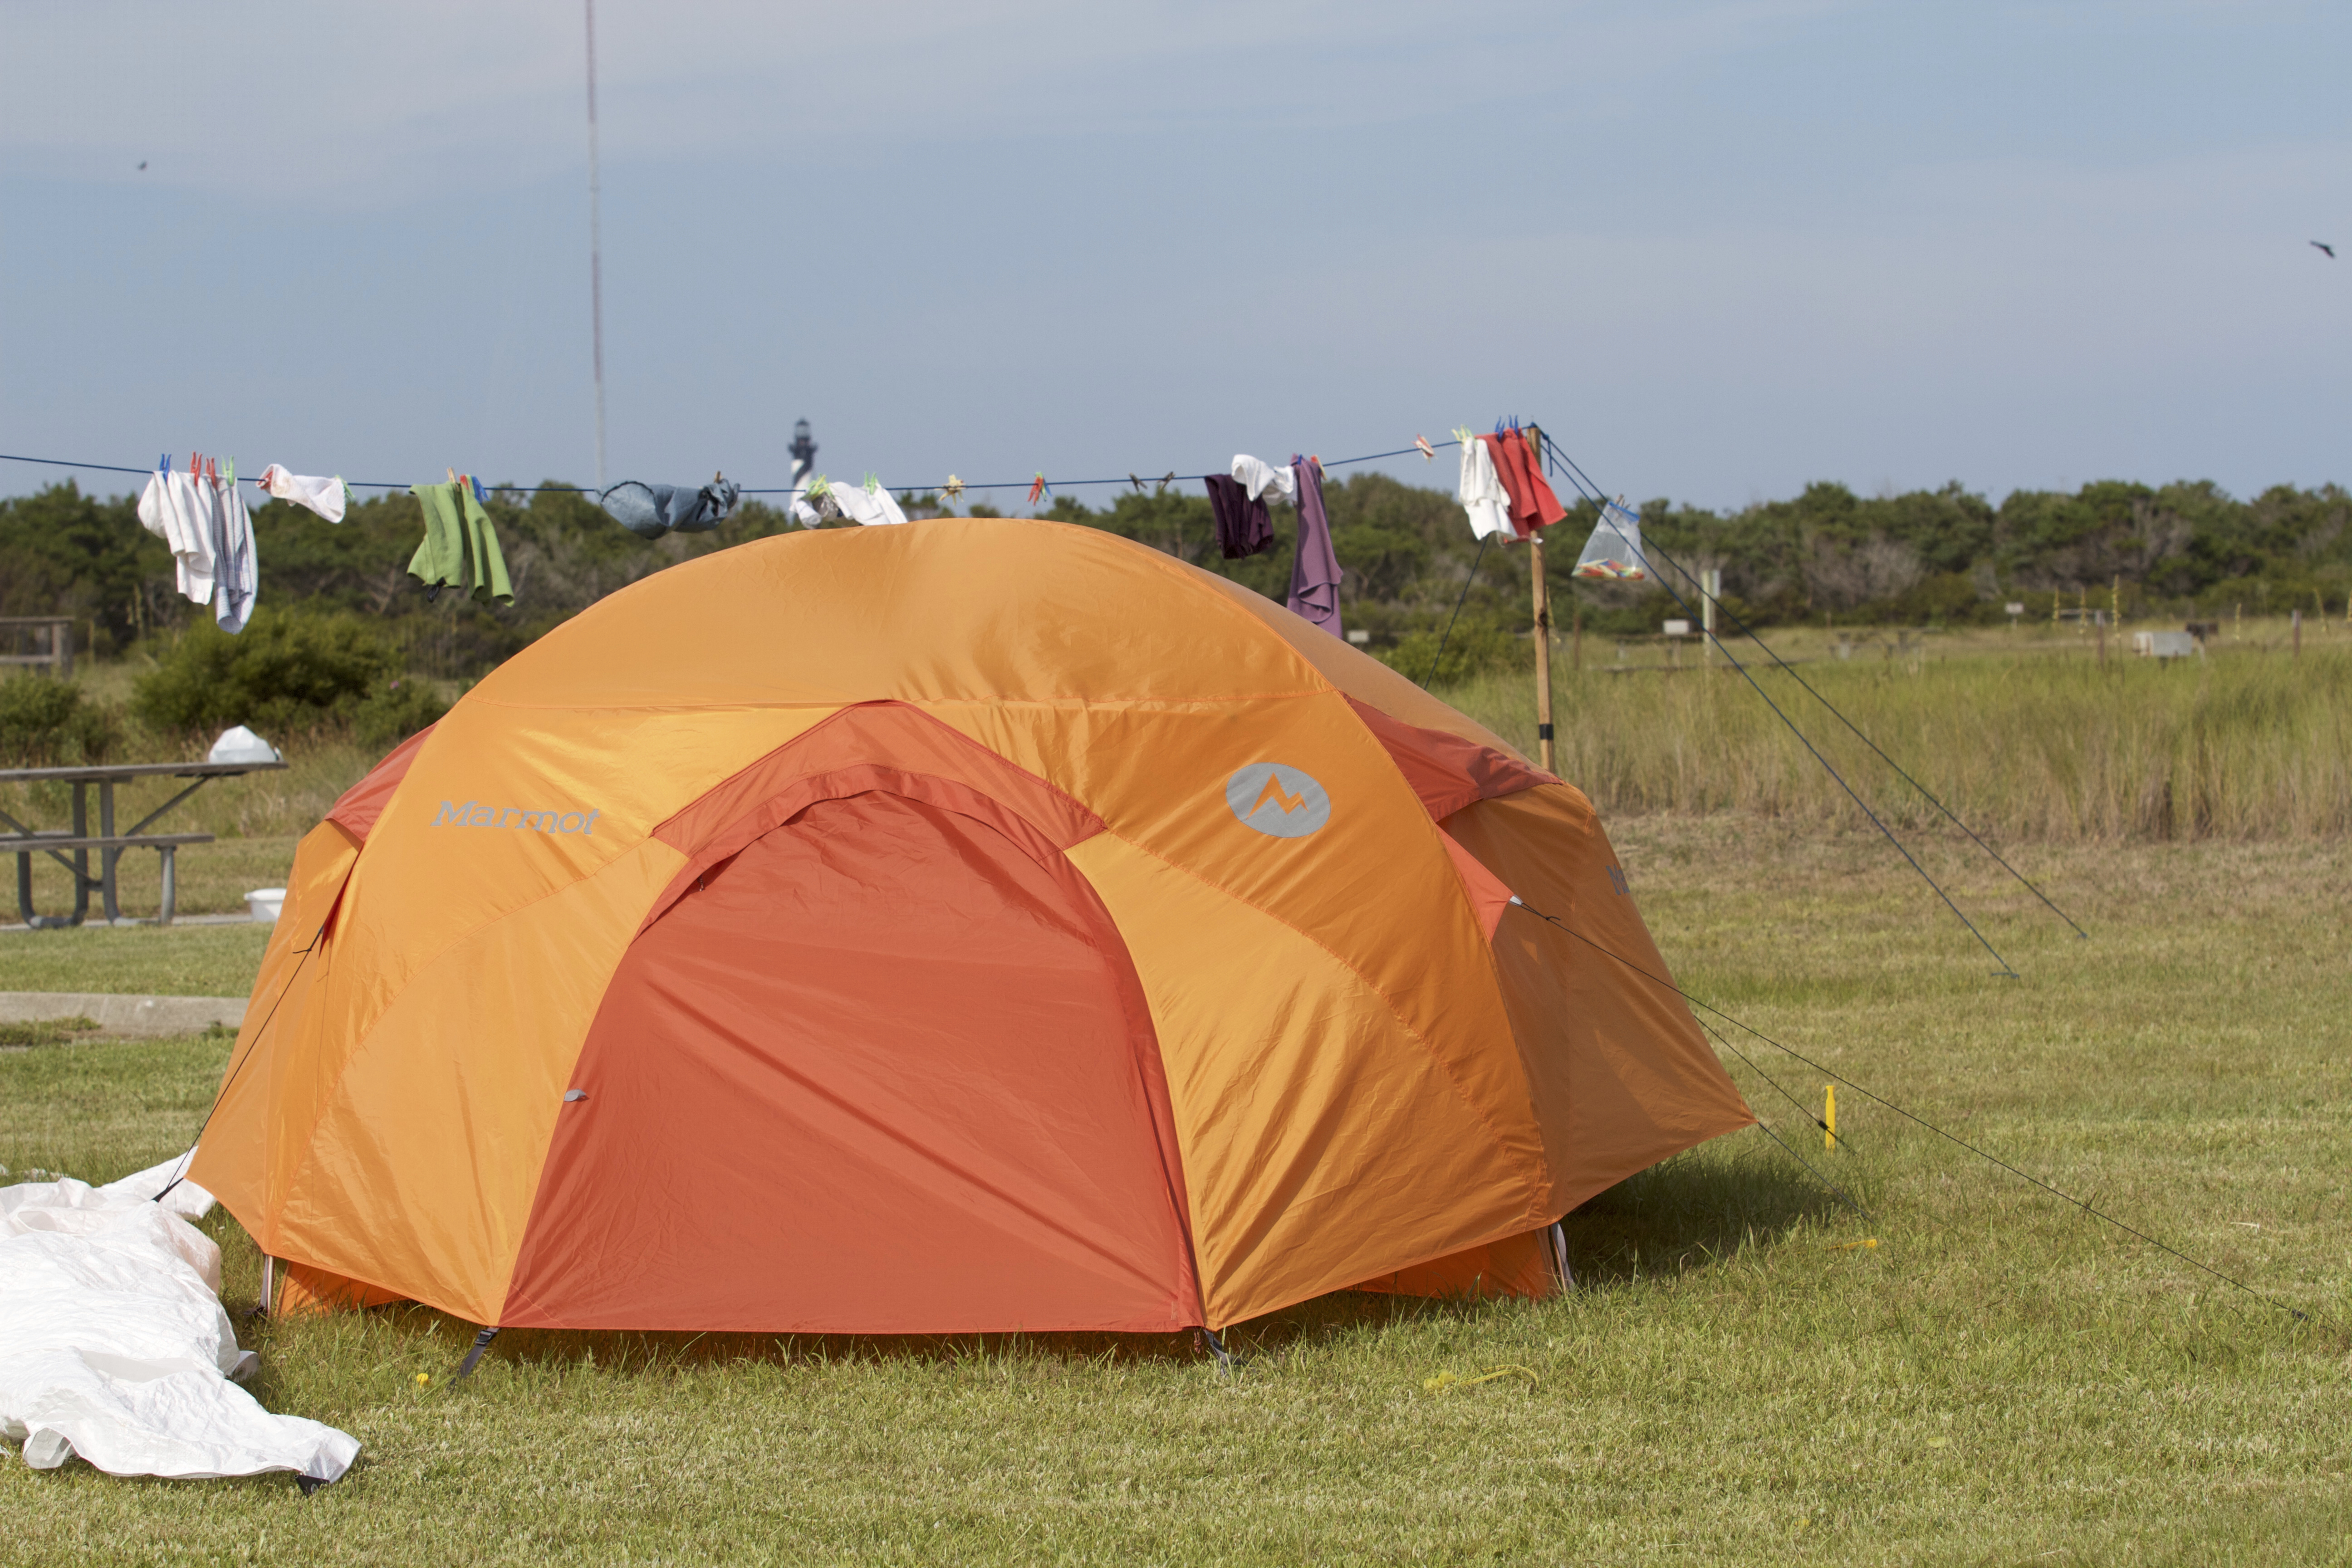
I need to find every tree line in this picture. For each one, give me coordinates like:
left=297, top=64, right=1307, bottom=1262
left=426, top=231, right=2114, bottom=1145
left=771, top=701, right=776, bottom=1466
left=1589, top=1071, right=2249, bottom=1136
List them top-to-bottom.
left=1, top=471, right=2345, bottom=684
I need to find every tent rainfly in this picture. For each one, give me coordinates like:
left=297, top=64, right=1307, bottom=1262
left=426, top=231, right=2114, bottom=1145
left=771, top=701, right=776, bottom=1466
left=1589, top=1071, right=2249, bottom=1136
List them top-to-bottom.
left=192, top=517, right=1752, bottom=1336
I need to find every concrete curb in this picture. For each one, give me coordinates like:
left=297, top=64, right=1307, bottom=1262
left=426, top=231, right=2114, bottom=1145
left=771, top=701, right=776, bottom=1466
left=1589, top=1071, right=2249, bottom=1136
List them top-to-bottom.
left=0, top=992, right=245, bottom=1037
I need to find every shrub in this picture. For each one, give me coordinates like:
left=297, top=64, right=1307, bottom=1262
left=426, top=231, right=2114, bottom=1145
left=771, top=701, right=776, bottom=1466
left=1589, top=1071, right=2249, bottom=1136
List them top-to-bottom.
left=131, top=610, right=398, bottom=739
left=1376, top=614, right=1531, bottom=688
left=0, top=675, right=119, bottom=765
left=353, top=676, right=450, bottom=749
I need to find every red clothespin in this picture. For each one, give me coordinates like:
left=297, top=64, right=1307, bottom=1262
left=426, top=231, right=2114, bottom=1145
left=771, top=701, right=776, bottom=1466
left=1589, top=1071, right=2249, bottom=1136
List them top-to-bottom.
left=1414, top=435, right=1435, bottom=462
left=1027, top=473, right=1050, bottom=507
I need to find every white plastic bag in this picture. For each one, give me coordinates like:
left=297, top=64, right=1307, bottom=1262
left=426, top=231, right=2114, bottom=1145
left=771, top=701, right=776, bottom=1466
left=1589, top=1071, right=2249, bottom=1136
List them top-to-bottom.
left=1571, top=501, right=1646, bottom=581
left=206, top=726, right=281, bottom=765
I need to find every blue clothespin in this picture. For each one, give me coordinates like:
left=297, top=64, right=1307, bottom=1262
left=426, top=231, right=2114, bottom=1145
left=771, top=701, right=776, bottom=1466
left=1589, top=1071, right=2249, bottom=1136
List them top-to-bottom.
left=159, top=453, right=171, bottom=475
left=471, top=476, right=489, bottom=504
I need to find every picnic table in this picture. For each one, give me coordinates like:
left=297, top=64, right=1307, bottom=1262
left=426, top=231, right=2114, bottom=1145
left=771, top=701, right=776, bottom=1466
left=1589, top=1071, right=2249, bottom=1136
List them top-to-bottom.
left=0, top=760, right=289, bottom=928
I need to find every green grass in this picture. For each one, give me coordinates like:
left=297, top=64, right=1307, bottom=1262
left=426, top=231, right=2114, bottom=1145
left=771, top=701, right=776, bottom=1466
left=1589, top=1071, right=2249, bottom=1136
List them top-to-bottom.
left=1448, top=624, right=2352, bottom=841
left=1, top=826, right=2346, bottom=1563
left=0, top=920, right=273, bottom=995
left=0, top=1015, right=98, bottom=1048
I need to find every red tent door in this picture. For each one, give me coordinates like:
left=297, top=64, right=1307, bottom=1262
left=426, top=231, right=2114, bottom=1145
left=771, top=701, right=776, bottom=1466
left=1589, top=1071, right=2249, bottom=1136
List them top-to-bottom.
left=503, top=786, right=1200, bottom=1333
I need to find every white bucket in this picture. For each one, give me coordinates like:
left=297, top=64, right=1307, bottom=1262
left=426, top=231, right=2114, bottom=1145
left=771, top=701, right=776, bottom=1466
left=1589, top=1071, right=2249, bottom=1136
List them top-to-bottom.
left=246, top=888, right=286, bottom=923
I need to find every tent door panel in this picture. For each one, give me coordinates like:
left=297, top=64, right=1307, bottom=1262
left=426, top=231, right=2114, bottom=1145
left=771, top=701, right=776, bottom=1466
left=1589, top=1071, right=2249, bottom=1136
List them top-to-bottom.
left=504, top=788, right=1199, bottom=1333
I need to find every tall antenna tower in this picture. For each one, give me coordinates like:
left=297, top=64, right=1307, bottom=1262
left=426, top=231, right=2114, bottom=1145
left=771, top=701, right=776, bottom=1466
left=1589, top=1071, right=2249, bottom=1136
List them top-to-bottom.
left=584, top=0, right=608, bottom=492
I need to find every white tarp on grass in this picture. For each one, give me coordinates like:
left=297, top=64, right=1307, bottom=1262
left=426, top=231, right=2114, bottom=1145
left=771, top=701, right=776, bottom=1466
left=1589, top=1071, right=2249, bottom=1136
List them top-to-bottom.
left=0, top=1152, right=358, bottom=1482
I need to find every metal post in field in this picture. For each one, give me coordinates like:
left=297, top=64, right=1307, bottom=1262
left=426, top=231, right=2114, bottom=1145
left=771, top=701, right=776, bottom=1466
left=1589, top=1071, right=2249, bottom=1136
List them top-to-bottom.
left=584, top=0, right=608, bottom=493
left=1700, top=567, right=1720, bottom=663
left=2293, top=607, right=2303, bottom=658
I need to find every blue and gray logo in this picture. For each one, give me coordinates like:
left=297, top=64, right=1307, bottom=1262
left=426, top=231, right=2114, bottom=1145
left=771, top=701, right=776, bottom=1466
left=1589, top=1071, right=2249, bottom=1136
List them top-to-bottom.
left=1225, top=764, right=1332, bottom=839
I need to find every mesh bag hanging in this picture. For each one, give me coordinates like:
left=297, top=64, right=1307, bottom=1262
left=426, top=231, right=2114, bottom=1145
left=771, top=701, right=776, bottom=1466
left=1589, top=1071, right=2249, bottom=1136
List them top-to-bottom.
left=1571, top=500, right=1646, bottom=580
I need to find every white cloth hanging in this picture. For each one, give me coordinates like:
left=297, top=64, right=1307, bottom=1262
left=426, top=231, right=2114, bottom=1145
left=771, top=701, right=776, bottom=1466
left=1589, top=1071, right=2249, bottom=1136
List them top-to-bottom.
left=1457, top=438, right=1513, bottom=542
left=1231, top=455, right=1295, bottom=505
left=256, top=465, right=347, bottom=524
left=137, top=469, right=216, bottom=606
left=210, top=477, right=257, bottom=634
left=795, top=479, right=908, bottom=528
left=835, top=481, right=909, bottom=527
left=0, top=1152, right=359, bottom=1483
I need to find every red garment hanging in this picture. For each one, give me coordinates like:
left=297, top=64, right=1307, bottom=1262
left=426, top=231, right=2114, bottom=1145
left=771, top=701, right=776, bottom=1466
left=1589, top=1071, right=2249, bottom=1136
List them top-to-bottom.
left=1484, top=430, right=1567, bottom=538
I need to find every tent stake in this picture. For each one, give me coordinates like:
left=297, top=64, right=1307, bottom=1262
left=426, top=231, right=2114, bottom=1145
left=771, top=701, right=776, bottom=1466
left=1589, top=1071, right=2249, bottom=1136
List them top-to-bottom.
left=455, top=1325, right=501, bottom=1380
left=1196, top=1327, right=1235, bottom=1377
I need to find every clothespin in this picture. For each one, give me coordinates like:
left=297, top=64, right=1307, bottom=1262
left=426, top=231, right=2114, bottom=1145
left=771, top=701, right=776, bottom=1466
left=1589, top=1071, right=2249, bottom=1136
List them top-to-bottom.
left=1450, top=426, right=1475, bottom=446
left=1414, top=435, right=1435, bottom=462
left=159, top=453, right=171, bottom=475
left=206, top=457, right=219, bottom=485
left=222, top=458, right=236, bottom=486
left=447, top=467, right=457, bottom=485
left=1158, top=471, right=1175, bottom=494
left=864, top=473, right=881, bottom=495
left=1129, top=473, right=1145, bottom=494
left=806, top=474, right=831, bottom=498
left=1027, top=474, right=1050, bottom=507
left=941, top=475, right=965, bottom=500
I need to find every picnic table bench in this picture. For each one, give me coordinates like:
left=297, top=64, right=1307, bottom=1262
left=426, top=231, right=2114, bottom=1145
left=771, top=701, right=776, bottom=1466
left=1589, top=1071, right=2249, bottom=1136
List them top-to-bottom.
left=0, top=760, right=289, bottom=928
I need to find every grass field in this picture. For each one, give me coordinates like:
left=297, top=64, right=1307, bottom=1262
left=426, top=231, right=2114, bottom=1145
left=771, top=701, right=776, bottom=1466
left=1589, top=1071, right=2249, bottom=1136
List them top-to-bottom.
left=4, top=620, right=2343, bottom=924
left=1452, top=626, right=2352, bottom=842
left=2, top=821, right=2346, bottom=1564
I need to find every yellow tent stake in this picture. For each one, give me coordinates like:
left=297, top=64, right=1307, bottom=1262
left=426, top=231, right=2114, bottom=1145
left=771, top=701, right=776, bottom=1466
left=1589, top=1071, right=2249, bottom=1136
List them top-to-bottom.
left=1824, top=1084, right=1837, bottom=1151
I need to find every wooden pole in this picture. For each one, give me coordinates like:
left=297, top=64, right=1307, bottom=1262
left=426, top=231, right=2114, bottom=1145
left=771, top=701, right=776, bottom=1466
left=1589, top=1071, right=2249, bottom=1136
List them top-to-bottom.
left=1526, top=425, right=1556, bottom=771
left=1531, top=528, right=1554, bottom=772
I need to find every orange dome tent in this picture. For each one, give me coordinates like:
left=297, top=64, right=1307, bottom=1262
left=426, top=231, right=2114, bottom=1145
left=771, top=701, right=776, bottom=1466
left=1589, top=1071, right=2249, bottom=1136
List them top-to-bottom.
left=191, top=517, right=1751, bottom=1336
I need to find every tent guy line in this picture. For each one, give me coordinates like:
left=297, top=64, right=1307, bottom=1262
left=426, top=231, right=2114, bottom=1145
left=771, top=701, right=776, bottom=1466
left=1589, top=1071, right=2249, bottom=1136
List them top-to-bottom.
left=1537, top=435, right=2025, bottom=977
left=1542, top=435, right=2089, bottom=942
left=1504, top=897, right=2328, bottom=1333
left=149, top=927, right=323, bottom=1208
left=1744, top=1116, right=1873, bottom=1225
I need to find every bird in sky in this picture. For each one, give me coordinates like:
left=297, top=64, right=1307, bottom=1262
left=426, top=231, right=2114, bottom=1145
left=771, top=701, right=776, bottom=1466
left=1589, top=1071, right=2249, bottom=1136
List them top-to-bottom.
left=136, top=161, right=147, bottom=171
left=2313, top=240, right=2335, bottom=258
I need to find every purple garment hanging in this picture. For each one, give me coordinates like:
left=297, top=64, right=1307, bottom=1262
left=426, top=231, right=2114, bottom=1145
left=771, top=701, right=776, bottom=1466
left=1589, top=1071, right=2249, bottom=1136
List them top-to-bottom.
left=1286, top=455, right=1344, bottom=637
left=1204, top=473, right=1273, bottom=559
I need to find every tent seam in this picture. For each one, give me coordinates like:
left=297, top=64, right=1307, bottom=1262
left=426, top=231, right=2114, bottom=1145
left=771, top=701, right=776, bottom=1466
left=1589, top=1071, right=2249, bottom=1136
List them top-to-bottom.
left=1088, top=827, right=1551, bottom=1220
left=268, top=834, right=681, bottom=1325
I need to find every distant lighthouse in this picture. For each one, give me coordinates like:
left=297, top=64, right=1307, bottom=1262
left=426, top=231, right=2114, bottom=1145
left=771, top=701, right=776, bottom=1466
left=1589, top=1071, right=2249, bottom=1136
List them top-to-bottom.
left=788, top=419, right=817, bottom=490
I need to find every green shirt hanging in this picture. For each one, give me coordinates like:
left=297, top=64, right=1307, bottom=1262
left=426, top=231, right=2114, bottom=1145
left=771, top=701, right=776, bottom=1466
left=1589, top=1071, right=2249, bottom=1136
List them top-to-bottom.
left=407, top=480, right=515, bottom=605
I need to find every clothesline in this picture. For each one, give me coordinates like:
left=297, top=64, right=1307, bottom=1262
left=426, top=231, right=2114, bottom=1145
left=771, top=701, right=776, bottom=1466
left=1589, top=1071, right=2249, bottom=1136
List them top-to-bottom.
left=0, top=441, right=1470, bottom=500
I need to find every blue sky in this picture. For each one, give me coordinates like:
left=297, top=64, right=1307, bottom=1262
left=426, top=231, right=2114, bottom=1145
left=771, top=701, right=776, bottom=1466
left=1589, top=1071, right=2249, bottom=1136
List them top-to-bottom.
left=2, top=1, right=2347, bottom=511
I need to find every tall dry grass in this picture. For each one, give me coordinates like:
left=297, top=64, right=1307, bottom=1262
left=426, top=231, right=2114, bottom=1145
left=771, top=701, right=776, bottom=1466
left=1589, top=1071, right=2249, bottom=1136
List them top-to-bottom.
left=1447, top=640, right=2352, bottom=841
